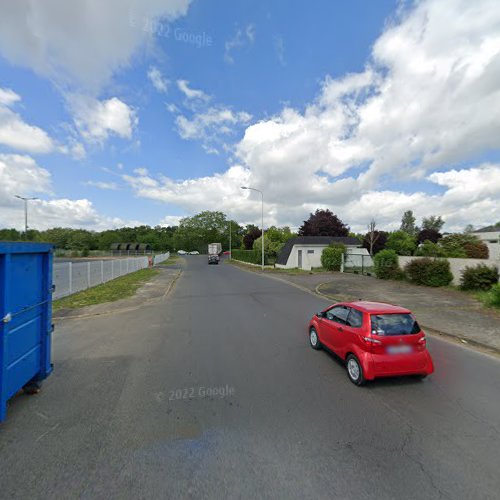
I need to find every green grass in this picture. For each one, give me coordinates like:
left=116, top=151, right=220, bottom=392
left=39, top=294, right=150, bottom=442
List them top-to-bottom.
left=53, top=268, right=160, bottom=311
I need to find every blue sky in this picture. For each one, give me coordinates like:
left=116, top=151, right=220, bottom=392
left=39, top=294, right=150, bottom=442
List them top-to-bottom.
left=0, top=0, right=499, bottom=232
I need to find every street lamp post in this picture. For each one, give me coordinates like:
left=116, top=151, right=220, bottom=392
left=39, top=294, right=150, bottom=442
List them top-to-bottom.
left=241, top=186, right=264, bottom=270
left=14, top=195, right=38, bottom=238
left=228, top=219, right=232, bottom=261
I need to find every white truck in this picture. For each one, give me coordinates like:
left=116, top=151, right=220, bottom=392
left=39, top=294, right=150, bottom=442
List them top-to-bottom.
left=208, top=242, right=222, bottom=265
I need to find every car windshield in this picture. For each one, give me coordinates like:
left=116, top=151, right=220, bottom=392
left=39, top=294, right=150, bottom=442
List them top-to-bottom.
left=371, top=314, right=420, bottom=336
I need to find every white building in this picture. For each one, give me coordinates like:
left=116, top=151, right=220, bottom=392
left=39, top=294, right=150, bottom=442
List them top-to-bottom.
left=474, top=224, right=500, bottom=260
left=275, top=236, right=370, bottom=271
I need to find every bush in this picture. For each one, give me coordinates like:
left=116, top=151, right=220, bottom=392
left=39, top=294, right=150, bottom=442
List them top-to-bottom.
left=385, top=231, right=417, bottom=256
left=438, top=233, right=482, bottom=258
left=415, top=240, right=447, bottom=257
left=463, top=241, right=489, bottom=259
left=321, top=246, right=344, bottom=271
left=231, top=249, right=268, bottom=265
left=373, top=250, right=404, bottom=280
left=404, top=258, right=453, bottom=287
left=460, top=264, right=499, bottom=291
left=485, top=284, right=500, bottom=308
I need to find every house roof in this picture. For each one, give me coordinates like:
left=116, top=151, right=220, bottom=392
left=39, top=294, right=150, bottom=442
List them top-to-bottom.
left=474, top=223, right=500, bottom=233
left=276, top=236, right=361, bottom=265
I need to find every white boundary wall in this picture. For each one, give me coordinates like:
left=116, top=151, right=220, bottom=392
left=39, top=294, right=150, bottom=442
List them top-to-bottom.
left=53, top=252, right=169, bottom=299
left=398, top=256, right=499, bottom=286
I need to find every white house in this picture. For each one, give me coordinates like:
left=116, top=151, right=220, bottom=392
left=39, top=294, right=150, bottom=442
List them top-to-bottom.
left=474, top=224, right=500, bottom=260
left=275, top=236, right=370, bottom=271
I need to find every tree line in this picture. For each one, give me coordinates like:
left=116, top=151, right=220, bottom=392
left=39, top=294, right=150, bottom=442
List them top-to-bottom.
left=0, top=208, right=489, bottom=259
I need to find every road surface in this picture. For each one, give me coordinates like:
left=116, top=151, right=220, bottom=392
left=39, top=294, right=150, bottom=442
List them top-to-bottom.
left=1, top=256, right=499, bottom=499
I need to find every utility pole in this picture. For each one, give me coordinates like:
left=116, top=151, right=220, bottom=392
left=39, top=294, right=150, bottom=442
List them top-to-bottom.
left=241, top=186, right=264, bottom=270
left=15, top=195, right=38, bottom=239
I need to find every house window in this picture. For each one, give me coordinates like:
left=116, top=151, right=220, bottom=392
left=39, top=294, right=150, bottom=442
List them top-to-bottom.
left=307, top=250, right=314, bottom=254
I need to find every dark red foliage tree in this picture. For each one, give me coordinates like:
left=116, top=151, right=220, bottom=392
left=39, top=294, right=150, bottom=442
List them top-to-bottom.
left=298, top=209, right=349, bottom=237
left=243, top=227, right=262, bottom=250
left=417, top=228, right=442, bottom=244
left=362, top=230, right=388, bottom=255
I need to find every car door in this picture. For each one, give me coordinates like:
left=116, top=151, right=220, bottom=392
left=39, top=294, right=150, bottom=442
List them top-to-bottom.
left=320, top=306, right=350, bottom=353
left=335, top=307, right=364, bottom=358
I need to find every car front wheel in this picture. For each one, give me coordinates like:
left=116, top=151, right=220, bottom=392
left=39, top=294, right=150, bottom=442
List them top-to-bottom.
left=309, top=327, right=321, bottom=350
left=346, top=354, right=365, bottom=386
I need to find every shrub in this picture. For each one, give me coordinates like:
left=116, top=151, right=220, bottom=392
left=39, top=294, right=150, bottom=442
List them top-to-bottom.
left=417, top=228, right=442, bottom=244
left=385, top=231, right=417, bottom=256
left=438, top=233, right=483, bottom=258
left=415, top=240, right=447, bottom=257
left=463, top=241, right=489, bottom=259
left=321, top=246, right=344, bottom=271
left=231, top=249, right=268, bottom=265
left=373, top=250, right=404, bottom=280
left=404, top=258, right=453, bottom=287
left=460, top=264, right=499, bottom=291
left=485, top=284, right=500, bottom=308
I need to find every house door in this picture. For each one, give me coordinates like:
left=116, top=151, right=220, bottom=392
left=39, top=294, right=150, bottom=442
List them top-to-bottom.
left=298, top=249, right=302, bottom=268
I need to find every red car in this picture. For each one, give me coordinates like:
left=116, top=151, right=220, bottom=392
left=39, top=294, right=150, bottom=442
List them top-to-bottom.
left=309, top=301, right=434, bottom=385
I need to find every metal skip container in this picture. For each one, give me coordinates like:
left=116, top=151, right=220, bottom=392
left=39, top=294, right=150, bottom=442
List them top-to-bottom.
left=0, top=242, right=54, bottom=423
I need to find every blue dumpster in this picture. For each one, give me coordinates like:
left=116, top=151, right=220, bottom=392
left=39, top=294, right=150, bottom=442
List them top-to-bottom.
left=0, top=242, right=54, bottom=423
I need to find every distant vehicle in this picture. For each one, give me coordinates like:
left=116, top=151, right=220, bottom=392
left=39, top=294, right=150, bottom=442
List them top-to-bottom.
left=208, top=242, right=222, bottom=265
left=177, top=250, right=187, bottom=255
left=189, top=250, right=200, bottom=255
left=223, top=251, right=231, bottom=255
left=208, top=255, right=219, bottom=265
left=308, top=301, right=434, bottom=385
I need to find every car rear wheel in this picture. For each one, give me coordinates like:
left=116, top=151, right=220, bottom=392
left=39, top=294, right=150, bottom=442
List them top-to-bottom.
left=309, top=328, right=321, bottom=350
left=346, top=354, right=365, bottom=386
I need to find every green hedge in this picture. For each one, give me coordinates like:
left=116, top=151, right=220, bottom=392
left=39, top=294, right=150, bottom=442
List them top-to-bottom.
left=321, top=246, right=343, bottom=271
left=231, top=249, right=269, bottom=265
left=373, top=250, right=404, bottom=280
left=404, top=258, right=453, bottom=287
left=460, top=264, right=499, bottom=291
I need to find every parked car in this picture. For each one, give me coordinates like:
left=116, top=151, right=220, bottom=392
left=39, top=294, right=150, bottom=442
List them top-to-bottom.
left=177, top=250, right=187, bottom=255
left=189, top=250, right=200, bottom=255
left=308, top=301, right=434, bottom=385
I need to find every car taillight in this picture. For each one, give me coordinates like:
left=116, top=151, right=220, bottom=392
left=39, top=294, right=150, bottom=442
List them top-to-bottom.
left=362, top=336, right=382, bottom=345
left=418, top=336, right=427, bottom=346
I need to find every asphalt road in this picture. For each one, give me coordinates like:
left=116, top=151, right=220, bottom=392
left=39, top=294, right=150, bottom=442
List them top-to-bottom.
left=1, top=256, right=499, bottom=499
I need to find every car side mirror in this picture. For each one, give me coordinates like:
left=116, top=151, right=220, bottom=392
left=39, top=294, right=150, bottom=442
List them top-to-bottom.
left=316, top=311, right=325, bottom=318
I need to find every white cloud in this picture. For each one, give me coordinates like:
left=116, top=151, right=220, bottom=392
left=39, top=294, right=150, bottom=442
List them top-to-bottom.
left=0, top=0, right=192, bottom=90
left=122, top=0, right=500, bottom=232
left=224, top=24, right=255, bottom=64
left=274, top=36, right=285, bottom=66
left=148, top=66, right=169, bottom=93
left=177, top=80, right=211, bottom=101
left=0, top=87, right=55, bottom=154
left=71, top=96, right=138, bottom=143
left=176, top=107, right=252, bottom=152
left=133, top=167, right=149, bottom=176
left=83, top=181, right=119, bottom=190
left=160, top=215, right=183, bottom=226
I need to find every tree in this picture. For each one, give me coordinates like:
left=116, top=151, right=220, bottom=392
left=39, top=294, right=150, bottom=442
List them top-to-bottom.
left=298, top=209, right=349, bottom=237
left=400, top=210, right=417, bottom=236
left=173, top=211, right=228, bottom=252
left=421, top=215, right=445, bottom=232
left=364, top=220, right=383, bottom=256
left=464, top=224, right=475, bottom=233
left=243, top=226, right=261, bottom=250
left=252, top=226, right=296, bottom=258
left=417, top=228, right=442, bottom=244
left=362, top=230, right=388, bottom=255
left=386, top=230, right=417, bottom=256
left=439, top=233, right=486, bottom=258
left=415, top=240, right=447, bottom=257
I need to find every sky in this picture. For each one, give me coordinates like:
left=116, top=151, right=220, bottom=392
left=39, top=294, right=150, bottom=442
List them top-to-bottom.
left=0, top=0, right=499, bottom=234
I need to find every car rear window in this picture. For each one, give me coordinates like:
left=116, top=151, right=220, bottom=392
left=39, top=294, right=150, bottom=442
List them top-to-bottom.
left=370, top=314, right=420, bottom=336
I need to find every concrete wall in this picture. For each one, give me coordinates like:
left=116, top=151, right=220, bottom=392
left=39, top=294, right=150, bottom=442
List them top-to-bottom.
left=475, top=231, right=500, bottom=261
left=398, top=256, right=500, bottom=286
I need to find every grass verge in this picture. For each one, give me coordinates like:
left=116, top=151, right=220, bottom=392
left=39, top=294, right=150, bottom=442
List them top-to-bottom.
left=53, top=268, right=160, bottom=311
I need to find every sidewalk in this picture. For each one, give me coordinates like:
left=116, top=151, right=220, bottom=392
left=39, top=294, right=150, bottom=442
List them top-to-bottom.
left=231, top=263, right=500, bottom=353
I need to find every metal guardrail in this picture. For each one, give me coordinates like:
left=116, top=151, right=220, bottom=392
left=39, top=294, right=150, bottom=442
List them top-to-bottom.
left=52, top=252, right=170, bottom=299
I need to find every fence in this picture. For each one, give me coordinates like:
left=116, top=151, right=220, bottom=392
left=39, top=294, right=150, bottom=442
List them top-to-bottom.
left=53, top=252, right=170, bottom=299
left=343, top=252, right=374, bottom=275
